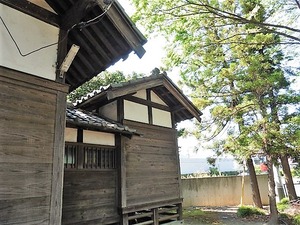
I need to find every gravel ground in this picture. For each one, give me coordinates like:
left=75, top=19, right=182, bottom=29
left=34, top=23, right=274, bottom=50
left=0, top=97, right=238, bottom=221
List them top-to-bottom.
left=183, top=206, right=270, bottom=225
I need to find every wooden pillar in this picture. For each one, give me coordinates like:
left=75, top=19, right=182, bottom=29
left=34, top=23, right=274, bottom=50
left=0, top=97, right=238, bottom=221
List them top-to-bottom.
left=49, top=91, right=67, bottom=224
left=177, top=203, right=183, bottom=220
left=121, top=213, right=129, bottom=225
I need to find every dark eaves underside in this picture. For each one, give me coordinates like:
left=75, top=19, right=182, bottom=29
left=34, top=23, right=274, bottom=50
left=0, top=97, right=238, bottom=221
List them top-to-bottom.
left=44, top=0, right=147, bottom=91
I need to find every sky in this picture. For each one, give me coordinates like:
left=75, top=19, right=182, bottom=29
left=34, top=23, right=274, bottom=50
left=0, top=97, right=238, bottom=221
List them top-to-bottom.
left=107, top=1, right=216, bottom=159
left=108, top=1, right=300, bottom=159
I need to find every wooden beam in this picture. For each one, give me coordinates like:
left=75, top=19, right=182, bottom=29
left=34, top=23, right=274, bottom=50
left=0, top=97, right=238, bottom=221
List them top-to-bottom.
left=0, top=0, right=60, bottom=27
left=61, top=0, right=98, bottom=30
left=97, top=0, right=146, bottom=58
left=0, top=66, right=69, bottom=93
left=106, top=79, right=164, bottom=100
left=163, top=79, right=202, bottom=122
left=146, top=89, right=153, bottom=125
left=124, top=95, right=170, bottom=112
left=122, top=198, right=183, bottom=214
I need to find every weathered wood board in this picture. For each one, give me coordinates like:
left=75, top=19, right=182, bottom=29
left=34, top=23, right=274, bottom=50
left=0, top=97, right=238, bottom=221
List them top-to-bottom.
left=0, top=68, right=68, bottom=225
left=123, top=120, right=181, bottom=208
left=62, top=170, right=119, bottom=225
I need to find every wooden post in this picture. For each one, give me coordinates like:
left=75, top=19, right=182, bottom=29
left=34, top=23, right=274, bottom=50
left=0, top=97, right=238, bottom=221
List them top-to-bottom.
left=49, top=91, right=67, bottom=224
left=177, top=203, right=183, bottom=220
left=152, top=208, right=159, bottom=225
left=121, top=213, right=129, bottom=225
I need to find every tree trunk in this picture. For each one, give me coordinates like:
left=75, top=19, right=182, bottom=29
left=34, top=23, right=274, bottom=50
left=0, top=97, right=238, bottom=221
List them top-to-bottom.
left=266, top=154, right=279, bottom=225
left=280, top=154, right=297, bottom=200
left=246, top=158, right=263, bottom=208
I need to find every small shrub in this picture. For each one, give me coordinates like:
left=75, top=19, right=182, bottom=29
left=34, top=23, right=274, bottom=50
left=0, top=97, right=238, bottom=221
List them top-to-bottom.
left=277, top=197, right=290, bottom=212
left=237, top=206, right=265, bottom=217
left=294, top=214, right=300, bottom=225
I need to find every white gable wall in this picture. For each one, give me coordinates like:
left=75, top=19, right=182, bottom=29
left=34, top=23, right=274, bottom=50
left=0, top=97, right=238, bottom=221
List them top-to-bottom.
left=0, top=4, right=59, bottom=81
left=124, top=90, right=173, bottom=128
left=133, top=90, right=147, bottom=99
left=151, top=91, right=167, bottom=106
left=98, top=100, right=118, bottom=121
left=124, top=100, right=149, bottom=123
left=152, top=108, right=172, bottom=128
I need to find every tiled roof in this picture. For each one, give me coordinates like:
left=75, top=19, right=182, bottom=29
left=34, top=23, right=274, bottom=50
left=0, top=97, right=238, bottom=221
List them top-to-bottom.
left=73, top=70, right=202, bottom=123
left=74, top=73, right=166, bottom=106
left=74, top=85, right=111, bottom=106
left=66, top=105, right=138, bottom=135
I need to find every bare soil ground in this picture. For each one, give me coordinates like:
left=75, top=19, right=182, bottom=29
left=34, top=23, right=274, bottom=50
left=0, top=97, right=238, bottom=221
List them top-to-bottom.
left=183, top=206, right=285, bottom=225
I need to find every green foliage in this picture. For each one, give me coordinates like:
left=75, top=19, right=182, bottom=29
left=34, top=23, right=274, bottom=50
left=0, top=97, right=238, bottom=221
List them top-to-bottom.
left=133, top=0, right=300, bottom=158
left=207, top=157, right=217, bottom=167
left=208, top=167, right=220, bottom=176
left=292, top=167, right=300, bottom=178
left=277, top=197, right=290, bottom=212
left=237, top=206, right=265, bottom=217
left=294, top=214, right=300, bottom=225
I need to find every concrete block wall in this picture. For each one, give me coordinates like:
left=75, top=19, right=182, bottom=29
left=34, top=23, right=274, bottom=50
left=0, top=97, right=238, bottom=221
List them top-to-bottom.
left=182, top=175, right=269, bottom=207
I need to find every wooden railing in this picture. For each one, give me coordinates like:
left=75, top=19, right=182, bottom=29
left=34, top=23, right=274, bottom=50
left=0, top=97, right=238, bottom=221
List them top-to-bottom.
left=122, top=200, right=183, bottom=225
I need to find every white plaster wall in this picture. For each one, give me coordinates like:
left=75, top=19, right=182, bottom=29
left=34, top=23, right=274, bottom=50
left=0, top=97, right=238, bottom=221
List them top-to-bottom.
left=0, top=4, right=59, bottom=80
left=133, top=90, right=146, bottom=99
left=151, top=91, right=167, bottom=106
left=124, top=100, right=149, bottom=123
left=98, top=101, right=118, bottom=121
left=152, top=108, right=172, bottom=128
left=65, top=128, right=77, bottom=142
left=83, top=130, right=115, bottom=146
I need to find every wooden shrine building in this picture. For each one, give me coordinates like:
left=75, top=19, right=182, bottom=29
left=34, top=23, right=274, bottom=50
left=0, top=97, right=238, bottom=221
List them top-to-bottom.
left=0, top=1, right=146, bottom=225
left=64, top=71, right=202, bottom=225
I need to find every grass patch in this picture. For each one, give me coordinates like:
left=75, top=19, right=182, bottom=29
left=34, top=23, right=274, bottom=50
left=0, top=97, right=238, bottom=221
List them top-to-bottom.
left=277, top=197, right=289, bottom=212
left=237, top=205, right=265, bottom=217
left=183, top=208, right=205, bottom=218
left=183, top=208, right=219, bottom=224
left=294, top=214, right=300, bottom=225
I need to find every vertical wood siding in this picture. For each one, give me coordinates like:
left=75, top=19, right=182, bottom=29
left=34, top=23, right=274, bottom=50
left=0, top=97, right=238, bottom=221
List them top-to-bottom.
left=0, top=68, right=68, bottom=225
left=123, top=120, right=181, bottom=207
left=62, top=171, right=119, bottom=225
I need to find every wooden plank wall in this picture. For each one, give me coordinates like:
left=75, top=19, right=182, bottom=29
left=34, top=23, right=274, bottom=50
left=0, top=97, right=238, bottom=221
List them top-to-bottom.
left=0, top=68, right=68, bottom=225
left=123, top=120, right=181, bottom=207
left=62, top=170, right=119, bottom=225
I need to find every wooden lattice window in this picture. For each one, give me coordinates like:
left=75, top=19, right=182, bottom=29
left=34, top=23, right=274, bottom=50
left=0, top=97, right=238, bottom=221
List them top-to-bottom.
left=65, top=142, right=116, bottom=170
left=64, top=143, right=77, bottom=169
left=83, top=146, right=116, bottom=169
